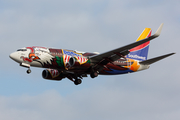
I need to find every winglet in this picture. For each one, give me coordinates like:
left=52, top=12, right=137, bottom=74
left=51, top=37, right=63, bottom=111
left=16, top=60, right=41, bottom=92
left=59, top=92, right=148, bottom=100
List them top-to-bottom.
left=154, top=23, right=164, bottom=37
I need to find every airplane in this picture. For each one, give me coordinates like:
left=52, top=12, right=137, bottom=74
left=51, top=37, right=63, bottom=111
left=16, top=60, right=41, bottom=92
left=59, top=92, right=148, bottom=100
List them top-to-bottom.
left=9, top=23, right=175, bottom=85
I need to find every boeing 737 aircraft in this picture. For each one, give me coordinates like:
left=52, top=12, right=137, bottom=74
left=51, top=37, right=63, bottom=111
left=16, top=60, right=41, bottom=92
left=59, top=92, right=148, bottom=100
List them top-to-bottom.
left=9, top=23, right=175, bottom=85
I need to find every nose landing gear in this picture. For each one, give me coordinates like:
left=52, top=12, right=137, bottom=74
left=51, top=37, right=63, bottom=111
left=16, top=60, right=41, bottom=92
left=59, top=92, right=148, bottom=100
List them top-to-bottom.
left=20, top=63, right=31, bottom=74
left=27, top=68, right=31, bottom=74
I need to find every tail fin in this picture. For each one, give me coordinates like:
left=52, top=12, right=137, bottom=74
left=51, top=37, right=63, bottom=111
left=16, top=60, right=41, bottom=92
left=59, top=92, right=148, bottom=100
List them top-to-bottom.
left=127, top=28, right=152, bottom=61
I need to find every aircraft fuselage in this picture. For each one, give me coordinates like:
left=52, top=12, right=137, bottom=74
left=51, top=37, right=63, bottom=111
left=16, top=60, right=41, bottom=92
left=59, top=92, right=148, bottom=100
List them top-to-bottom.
left=10, top=46, right=145, bottom=76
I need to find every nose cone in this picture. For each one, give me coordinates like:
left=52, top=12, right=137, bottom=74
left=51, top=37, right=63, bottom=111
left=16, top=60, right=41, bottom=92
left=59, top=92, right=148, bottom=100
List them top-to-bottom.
left=9, top=52, right=21, bottom=63
left=9, top=52, right=16, bottom=60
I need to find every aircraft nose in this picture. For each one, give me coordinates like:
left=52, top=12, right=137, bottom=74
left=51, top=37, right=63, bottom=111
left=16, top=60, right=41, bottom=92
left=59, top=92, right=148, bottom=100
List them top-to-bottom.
left=9, top=52, right=20, bottom=63
left=9, top=52, right=16, bottom=60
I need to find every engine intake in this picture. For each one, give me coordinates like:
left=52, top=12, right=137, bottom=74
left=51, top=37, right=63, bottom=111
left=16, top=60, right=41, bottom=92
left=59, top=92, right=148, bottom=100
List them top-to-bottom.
left=69, top=57, right=75, bottom=67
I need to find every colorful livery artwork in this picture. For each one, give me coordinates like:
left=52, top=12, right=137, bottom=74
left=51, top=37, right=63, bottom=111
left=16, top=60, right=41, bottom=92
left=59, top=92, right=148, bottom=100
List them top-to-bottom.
left=9, top=23, right=175, bottom=85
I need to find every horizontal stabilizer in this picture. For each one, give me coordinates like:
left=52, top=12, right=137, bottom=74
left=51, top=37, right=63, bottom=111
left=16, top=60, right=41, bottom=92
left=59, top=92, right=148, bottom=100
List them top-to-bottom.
left=139, top=53, right=175, bottom=65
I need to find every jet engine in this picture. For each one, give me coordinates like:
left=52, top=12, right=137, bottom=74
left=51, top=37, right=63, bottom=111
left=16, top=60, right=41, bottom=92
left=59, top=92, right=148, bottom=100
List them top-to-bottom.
left=68, top=57, right=91, bottom=69
left=42, top=69, right=65, bottom=80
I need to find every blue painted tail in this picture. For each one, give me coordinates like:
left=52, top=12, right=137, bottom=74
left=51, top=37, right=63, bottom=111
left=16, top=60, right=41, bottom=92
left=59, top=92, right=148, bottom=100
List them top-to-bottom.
left=127, top=28, right=152, bottom=61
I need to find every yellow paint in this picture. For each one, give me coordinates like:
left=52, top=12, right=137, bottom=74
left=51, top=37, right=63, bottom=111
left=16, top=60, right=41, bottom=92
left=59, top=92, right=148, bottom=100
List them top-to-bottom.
left=136, top=28, right=151, bottom=41
left=61, top=49, right=68, bottom=70
left=74, top=56, right=88, bottom=65
left=124, top=59, right=140, bottom=72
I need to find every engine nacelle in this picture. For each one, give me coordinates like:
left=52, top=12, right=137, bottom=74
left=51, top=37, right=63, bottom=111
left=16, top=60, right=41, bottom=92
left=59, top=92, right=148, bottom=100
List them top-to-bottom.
left=68, top=57, right=91, bottom=69
left=42, top=69, right=65, bottom=81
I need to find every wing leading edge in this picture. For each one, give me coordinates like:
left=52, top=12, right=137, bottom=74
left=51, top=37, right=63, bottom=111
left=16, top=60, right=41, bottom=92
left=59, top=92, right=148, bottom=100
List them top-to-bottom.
left=90, top=23, right=164, bottom=63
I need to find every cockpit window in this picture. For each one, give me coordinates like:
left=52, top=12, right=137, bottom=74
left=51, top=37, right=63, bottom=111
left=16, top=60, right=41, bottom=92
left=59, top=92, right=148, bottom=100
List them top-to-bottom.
left=17, top=49, right=27, bottom=51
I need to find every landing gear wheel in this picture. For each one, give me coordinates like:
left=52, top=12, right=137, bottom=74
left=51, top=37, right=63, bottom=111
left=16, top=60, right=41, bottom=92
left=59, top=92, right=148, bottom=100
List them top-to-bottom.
left=27, top=69, right=31, bottom=74
left=90, top=72, right=98, bottom=78
left=74, top=79, right=82, bottom=85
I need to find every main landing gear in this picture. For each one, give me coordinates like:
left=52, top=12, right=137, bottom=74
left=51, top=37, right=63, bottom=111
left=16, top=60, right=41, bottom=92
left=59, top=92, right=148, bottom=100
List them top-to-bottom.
left=73, top=71, right=98, bottom=85
left=90, top=71, right=98, bottom=78
left=67, top=75, right=83, bottom=85
left=74, top=79, right=82, bottom=85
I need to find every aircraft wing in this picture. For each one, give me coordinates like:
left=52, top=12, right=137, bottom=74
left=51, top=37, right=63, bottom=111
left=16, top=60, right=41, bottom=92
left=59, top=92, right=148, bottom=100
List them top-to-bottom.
left=89, top=23, right=164, bottom=70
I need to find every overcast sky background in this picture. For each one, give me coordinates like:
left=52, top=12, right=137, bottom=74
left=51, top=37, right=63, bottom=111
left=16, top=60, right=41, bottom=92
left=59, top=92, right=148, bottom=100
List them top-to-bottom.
left=0, top=0, right=180, bottom=120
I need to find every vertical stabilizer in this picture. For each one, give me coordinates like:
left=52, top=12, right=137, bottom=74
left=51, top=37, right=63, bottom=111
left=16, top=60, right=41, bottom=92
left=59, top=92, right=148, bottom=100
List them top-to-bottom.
left=127, top=28, right=152, bottom=61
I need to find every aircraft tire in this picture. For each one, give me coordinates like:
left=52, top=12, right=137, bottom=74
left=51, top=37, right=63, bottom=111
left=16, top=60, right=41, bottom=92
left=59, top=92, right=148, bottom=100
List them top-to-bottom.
left=27, top=69, right=31, bottom=74
left=90, top=72, right=98, bottom=78
left=74, top=79, right=82, bottom=85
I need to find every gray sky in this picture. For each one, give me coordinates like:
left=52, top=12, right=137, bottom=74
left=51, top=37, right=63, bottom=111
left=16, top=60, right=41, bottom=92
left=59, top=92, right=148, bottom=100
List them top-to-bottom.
left=0, top=0, right=180, bottom=120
